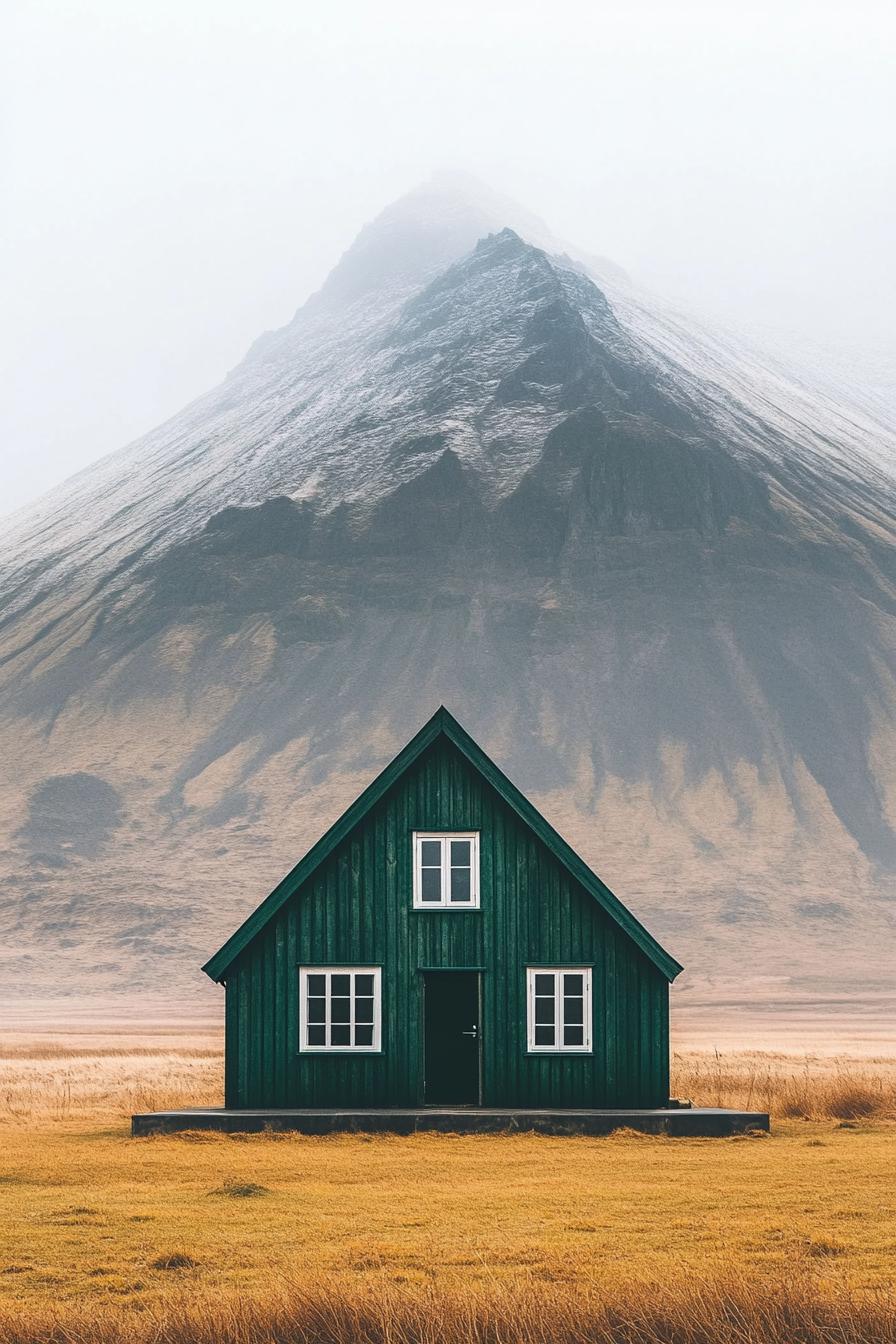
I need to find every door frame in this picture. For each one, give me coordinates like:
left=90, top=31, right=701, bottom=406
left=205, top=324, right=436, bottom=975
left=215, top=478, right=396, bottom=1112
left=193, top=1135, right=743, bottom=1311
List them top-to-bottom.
left=418, top=968, right=483, bottom=1107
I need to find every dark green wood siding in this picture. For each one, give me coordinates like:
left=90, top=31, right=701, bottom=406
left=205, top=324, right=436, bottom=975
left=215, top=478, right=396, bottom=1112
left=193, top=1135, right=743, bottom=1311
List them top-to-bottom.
left=224, top=738, right=669, bottom=1109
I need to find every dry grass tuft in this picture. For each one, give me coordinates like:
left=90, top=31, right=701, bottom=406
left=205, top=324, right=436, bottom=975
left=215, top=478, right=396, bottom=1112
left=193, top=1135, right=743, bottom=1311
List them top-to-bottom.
left=605, top=1124, right=658, bottom=1141
left=208, top=1181, right=270, bottom=1198
left=804, top=1237, right=846, bottom=1258
left=150, top=1253, right=198, bottom=1271
left=0, top=1276, right=893, bottom=1344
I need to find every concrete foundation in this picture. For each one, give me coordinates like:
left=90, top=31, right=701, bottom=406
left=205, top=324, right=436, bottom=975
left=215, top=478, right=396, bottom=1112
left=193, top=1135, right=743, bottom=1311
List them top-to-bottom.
left=131, top=1106, right=769, bottom=1137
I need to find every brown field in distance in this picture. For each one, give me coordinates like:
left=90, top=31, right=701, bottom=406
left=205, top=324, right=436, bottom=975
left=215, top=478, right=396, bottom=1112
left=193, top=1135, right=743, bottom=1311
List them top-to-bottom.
left=2, top=1029, right=895, bottom=1124
left=0, top=1033, right=893, bottom=1342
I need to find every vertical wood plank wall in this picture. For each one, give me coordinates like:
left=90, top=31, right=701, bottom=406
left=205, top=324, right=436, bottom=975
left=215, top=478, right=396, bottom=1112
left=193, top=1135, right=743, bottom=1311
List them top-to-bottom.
left=224, top=739, right=669, bottom=1109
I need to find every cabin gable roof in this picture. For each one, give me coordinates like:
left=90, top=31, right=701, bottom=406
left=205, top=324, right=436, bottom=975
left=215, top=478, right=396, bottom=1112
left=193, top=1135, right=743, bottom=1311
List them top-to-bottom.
left=202, top=706, right=683, bottom=984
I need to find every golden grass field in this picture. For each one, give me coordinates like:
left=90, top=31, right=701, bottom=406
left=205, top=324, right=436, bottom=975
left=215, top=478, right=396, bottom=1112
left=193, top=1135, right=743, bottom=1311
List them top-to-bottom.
left=0, top=1034, right=894, bottom=1342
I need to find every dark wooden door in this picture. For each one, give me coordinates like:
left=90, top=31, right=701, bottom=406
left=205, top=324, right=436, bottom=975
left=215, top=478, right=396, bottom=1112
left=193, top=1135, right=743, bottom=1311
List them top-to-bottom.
left=423, top=972, right=481, bottom=1105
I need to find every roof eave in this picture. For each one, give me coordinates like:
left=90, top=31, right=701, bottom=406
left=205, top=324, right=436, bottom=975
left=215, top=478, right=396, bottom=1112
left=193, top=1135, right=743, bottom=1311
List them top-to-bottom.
left=201, top=708, right=450, bottom=982
left=437, top=714, right=683, bottom=982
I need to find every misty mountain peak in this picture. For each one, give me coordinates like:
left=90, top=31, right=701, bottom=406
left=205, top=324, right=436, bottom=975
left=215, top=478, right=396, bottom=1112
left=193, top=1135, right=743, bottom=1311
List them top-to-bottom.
left=312, top=177, right=537, bottom=308
left=475, top=225, right=527, bottom=250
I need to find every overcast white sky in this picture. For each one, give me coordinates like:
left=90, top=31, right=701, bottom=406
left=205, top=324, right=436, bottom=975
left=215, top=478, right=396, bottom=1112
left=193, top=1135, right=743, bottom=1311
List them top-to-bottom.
left=2, top=0, right=895, bottom=515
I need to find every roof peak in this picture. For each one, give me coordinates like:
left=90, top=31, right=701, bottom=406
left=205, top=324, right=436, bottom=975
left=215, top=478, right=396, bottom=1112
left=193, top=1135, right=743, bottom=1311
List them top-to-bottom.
left=202, top=706, right=682, bottom=985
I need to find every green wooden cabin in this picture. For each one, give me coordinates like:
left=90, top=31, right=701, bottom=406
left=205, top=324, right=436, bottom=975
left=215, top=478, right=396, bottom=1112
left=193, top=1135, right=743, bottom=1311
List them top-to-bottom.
left=203, top=708, right=682, bottom=1110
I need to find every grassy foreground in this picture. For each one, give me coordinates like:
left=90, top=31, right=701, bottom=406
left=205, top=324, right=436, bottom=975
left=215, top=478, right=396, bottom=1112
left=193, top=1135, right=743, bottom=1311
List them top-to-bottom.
left=0, top=1042, right=893, bottom=1341
left=1, top=1277, right=895, bottom=1344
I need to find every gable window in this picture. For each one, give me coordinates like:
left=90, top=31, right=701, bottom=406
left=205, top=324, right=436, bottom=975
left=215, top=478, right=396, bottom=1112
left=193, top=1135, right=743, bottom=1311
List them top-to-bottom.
left=412, top=833, right=480, bottom=908
left=299, top=967, right=381, bottom=1051
left=526, top=967, right=592, bottom=1052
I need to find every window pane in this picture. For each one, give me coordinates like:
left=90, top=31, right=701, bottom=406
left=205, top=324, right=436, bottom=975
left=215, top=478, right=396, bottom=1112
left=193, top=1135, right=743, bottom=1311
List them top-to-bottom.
left=450, top=839, right=470, bottom=866
left=421, top=840, right=442, bottom=866
left=449, top=867, right=471, bottom=902
left=421, top=868, right=442, bottom=902
left=534, top=973, right=555, bottom=996
left=563, top=973, right=584, bottom=995
left=307, top=974, right=326, bottom=996
left=331, top=974, right=350, bottom=996
left=355, top=974, right=374, bottom=996
left=331, top=996, right=350, bottom=1023
left=355, top=996, right=374, bottom=1024
left=535, top=996, right=555, bottom=1024
left=307, top=997, right=326, bottom=1023
left=564, top=997, right=584, bottom=1024
left=354, top=1024, right=374, bottom=1047
left=307, top=1025, right=325, bottom=1046
left=331, top=1025, right=351, bottom=1046
left=534, top=1025, right=555, bottom=1046
left=563, top=1025, right=584, bottom=1046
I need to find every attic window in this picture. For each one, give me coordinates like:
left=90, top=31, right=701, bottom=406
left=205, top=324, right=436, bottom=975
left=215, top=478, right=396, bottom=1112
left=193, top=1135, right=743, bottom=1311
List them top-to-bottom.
left=412, top=833, right=480, bottom=908
left=299, top=967, right=382, bottom=1051
left=526, top=967, right=592, bottom=1053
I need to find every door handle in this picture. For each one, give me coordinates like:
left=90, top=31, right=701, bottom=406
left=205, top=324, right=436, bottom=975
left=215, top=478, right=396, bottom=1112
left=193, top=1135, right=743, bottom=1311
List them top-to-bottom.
left=461, top=1026, right=478, bottom=1038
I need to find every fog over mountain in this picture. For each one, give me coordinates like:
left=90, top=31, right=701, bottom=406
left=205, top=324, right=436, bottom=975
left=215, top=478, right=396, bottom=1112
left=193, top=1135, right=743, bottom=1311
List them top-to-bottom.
left=1, top=177, right=894, bottom=1020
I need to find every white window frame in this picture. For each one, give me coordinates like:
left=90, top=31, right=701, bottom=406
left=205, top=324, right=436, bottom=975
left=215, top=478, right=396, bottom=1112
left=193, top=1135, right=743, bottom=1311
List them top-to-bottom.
left=412, top=832, right=480, bottom=909
left=299, top=966, right=382, bottom=1052
left=526, top=967, right=593, bottom=1053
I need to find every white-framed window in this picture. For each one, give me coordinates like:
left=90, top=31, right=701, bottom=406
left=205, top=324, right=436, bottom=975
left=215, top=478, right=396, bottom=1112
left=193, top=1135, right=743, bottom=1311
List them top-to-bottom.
left=412, top=833, right=480, bottom=908
left=299, top=967, right=382, bottom=1051
left=526, top=967, right=592, bottom=1052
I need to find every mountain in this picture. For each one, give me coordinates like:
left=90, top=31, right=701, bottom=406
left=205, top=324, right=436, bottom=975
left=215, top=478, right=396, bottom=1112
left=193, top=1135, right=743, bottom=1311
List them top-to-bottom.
left=1, top=175, right=894, bottom=1026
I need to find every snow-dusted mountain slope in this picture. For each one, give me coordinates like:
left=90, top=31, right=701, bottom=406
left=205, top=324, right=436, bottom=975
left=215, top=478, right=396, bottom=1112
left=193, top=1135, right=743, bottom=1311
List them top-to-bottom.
left=5, top=175, right=891, bottom=608
left=0, top=176, right=893, bottom=1014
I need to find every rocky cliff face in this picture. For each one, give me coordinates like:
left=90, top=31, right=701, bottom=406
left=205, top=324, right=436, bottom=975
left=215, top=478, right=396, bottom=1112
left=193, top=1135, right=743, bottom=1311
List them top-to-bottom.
left=1, top=179, right=893, bottom=1017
